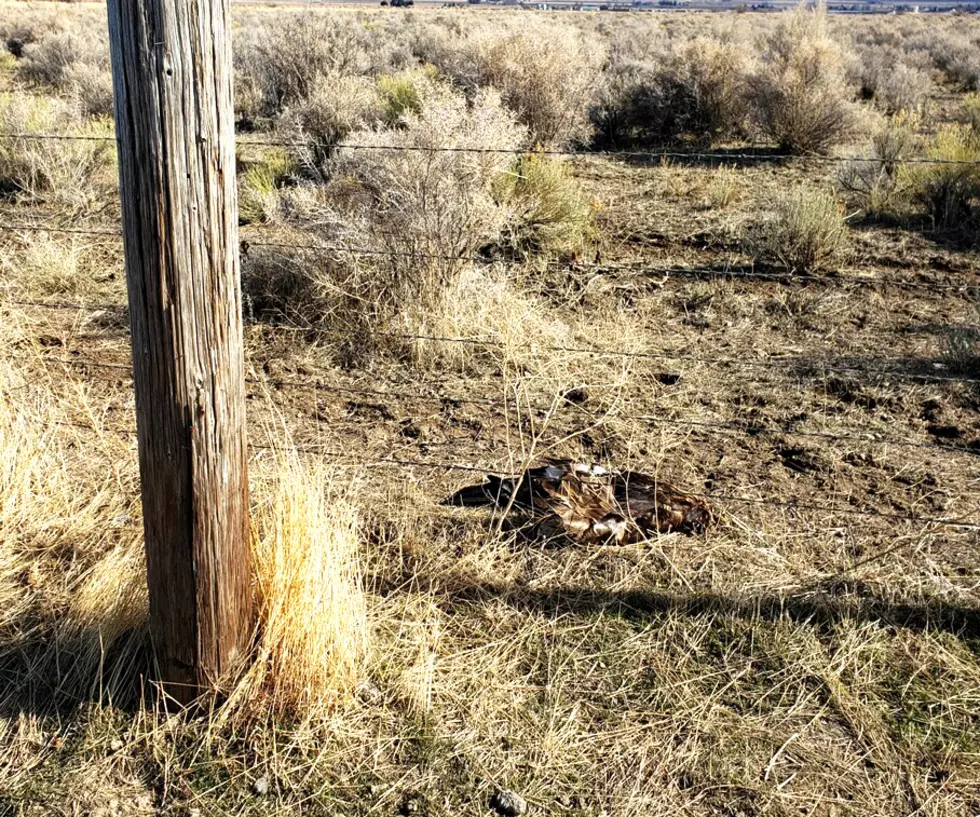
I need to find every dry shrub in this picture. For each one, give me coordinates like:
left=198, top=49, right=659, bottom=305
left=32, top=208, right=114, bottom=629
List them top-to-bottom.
left=749, top=2, right=857, bottom=154
left=234, top=13, right=408, bottom=119
left=427, top=24, right=603, bottom=150
left=480, top=27, right=602, bottom=149
left=16, top=30, right=113, bottom=118
left=926, top=30, right=980, bottom=91
left=597, top=36, right=751, bottom=147
left=855, top=47, right=933, bottom=117
left=65, top=61, right=115, bottom=119
left=873, top=62, right=933, bottom=118
left=278, top=68, right=438, bottom=174
left=279, top=73, right=384, bottom=171
left=302, top=82, right=525, bottom=356
left=963, top=92, right=980, bottom=135
left=0, top=93, right=114, bottom=204
left=839, top=112, right=919, bottom=217
left=494, top=152, right=597, bottom=260
left=752, top=187, right=849, bottom=273
left=244, top=453, right=368, bottom=714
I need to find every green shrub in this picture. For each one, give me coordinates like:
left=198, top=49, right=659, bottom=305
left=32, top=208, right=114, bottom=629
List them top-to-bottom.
left=376, top=67, right=437, bottom=124
left=902, top=125, right=980, bottom=231
left=239, top=148, right=294, bottom=225
left=494, top=152, right=597, bottom=260
left=752, top=187, right=849, bottom=274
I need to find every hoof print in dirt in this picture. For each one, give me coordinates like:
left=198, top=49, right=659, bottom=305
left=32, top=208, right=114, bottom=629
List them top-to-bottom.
left=490, top=789, right=527, bottom=817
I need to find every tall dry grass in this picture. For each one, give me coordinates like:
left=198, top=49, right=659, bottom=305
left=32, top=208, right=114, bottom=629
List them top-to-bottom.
left=241, top=452, right=368, bottom=715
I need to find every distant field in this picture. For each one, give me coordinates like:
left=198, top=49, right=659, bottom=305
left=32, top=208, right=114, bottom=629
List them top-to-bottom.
left=1, top=4, right=979, bottom=816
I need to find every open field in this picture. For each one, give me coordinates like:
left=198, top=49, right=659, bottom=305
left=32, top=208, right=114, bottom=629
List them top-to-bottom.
left=1, top=3, right=979, bottom=816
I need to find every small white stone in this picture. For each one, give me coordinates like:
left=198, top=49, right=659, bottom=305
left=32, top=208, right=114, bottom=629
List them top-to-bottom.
left=252, top=776, right=269, bottom=796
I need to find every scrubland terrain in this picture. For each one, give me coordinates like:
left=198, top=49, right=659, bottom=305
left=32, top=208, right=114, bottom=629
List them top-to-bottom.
left=1, top=2, right=979, bottom=815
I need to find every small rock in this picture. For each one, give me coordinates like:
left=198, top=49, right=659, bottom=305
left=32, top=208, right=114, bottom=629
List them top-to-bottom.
left=109, top=738, right=124, bottom=752
left=252, top=776, right=269, bottom=796
left=490, top=789, right=527, bottom=817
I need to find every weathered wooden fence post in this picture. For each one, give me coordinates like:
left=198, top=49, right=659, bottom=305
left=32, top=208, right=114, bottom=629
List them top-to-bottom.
left=106, top=0, right=251, bottom=704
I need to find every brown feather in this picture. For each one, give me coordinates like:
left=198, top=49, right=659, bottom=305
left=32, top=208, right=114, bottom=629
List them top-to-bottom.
left=443, top=459, right=713, bottom=544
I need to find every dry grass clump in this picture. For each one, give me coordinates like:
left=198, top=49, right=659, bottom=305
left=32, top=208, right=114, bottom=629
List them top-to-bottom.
left=749, top=2, right=858, bottom=154
left=0, top=93, right=114, bottom=205
left=751, top=187, right=849, bottom=274
left=0, top=233, right=99, bottom=297
left=0, top=315, right=144, bottom=695
left=241, top=452, right=368, bottom=715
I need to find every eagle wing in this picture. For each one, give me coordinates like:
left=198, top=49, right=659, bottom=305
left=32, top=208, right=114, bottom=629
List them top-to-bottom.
left=443, top=460, right=712, bottom=542
left=613, top=470, right=714, bottom=534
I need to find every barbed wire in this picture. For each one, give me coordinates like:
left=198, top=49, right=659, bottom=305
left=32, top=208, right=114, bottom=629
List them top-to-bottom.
left=5, top=130, right=980, bottom=166
left=2, top=221, right=978, bottom=295
left=9, top=302, right=980, bottom=386
left=21, top=351, right=979, bottom=458
left=49, top=419, right=980, bottom=530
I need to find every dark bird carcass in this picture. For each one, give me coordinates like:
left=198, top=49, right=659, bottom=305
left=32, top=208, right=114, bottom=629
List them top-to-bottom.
left=444, top=459, right=713, bottom=544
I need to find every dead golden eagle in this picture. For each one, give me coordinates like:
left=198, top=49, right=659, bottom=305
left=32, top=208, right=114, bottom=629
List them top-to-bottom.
left=445, top=460, right=713, bottom=544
